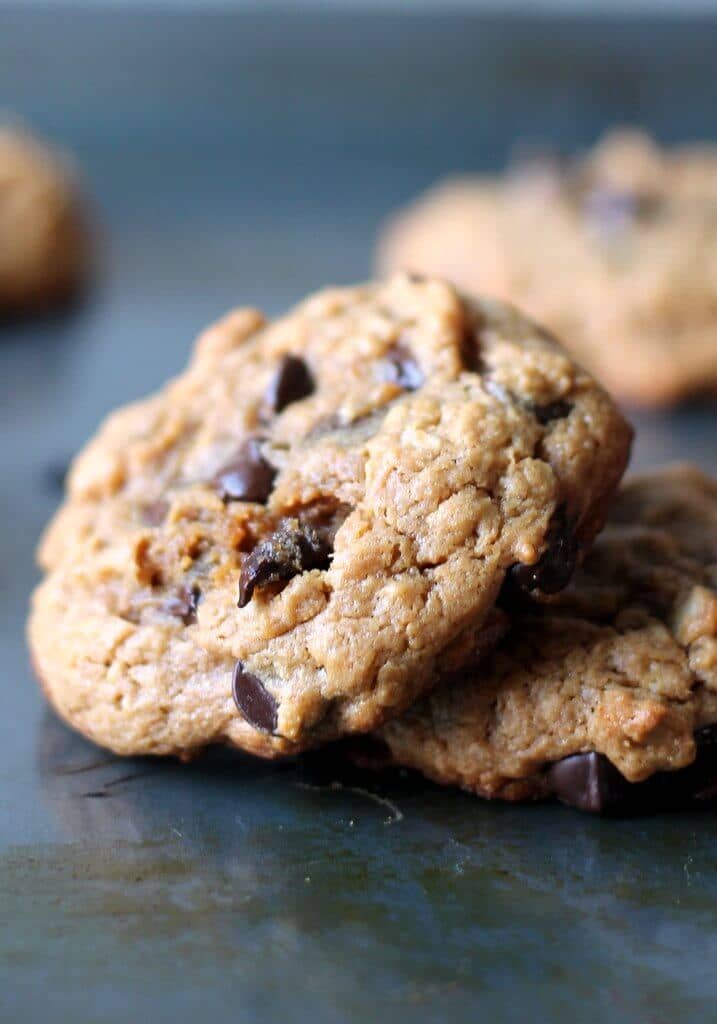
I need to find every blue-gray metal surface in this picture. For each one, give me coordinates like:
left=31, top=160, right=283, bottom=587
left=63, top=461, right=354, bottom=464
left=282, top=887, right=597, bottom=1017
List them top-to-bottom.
left=3, top=10, right=717, bottom=1023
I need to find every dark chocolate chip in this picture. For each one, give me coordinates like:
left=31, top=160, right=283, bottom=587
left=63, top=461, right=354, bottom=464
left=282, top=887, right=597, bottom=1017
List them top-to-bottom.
left=459, top=322, right=485, bottom=375
left=381, top=342, right=424, bottom=391
left=266, top=355, right=315, bottom=414
left=530, top=399, right=573, bottom=425
left=212, top=437, right=277, bottom=503
left=142, top=500, right=170, bottom=526
left=507, top=506, right=578, bottom=597
left=238, top=518, right=332, bottom=607
left=163, top=584, right=201, bottom=625
left=232, top=661, right=278, bottom=733
left=547, top=729, right=717, bottom=815
left=547, top=752, right=629, bottom=813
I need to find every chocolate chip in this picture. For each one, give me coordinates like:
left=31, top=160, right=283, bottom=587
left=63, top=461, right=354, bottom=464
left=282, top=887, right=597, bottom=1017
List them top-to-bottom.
left=459, top=323, right=485, bottom=375
left=381, top=342, right=424, bottom=391
left=266, top=355, right=315, bottom=414
left=530, top=399, right=572, bottom=425
left=212, top=437, right=277, bottom=503
left=142, top=500, right=170, bottom=526
left=507, top=506, right=578, bottom=597
left=238, top=518, right=332, bottom=607
left=163, top=584, right=201, bottom=625
left=232, top=661, right=278, bottom=733
left=547, top=729, right=717, bottom=815
left=547, top=752, right=629, bottom=813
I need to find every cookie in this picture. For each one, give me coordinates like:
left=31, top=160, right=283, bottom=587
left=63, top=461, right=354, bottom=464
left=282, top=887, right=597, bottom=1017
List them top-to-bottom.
left=0, top=125, right=89, bottom=316
left=379, top=130, right=717, bottom=407
left=28, top=275, right=631, bottom=757
left=368, top=465, right=717, bottom=813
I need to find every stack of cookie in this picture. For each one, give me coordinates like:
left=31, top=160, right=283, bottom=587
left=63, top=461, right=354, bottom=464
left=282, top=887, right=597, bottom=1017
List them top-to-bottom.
left=28, top=269, right=717, bottom=814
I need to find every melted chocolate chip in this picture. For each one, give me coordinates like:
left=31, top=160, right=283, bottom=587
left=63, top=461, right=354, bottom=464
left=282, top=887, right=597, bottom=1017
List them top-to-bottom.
left=381, top=342, right=424, bottom=391
left=266, top=355, right=315, bottom=414
left=530, top=399, right=573, bottom=425
left=212, top=438, right=277, bottom=503
left=142, top=500, right=170, bottom=526
left=507, top=506, right=578, bottom=597
left=238, top=518, right=332, bottom=607
left=163, top=584, right=201, bottom=625
left=232, top=661, right=278, bottom=733
left=547, top=728, right=717, bottom=814
left=547, top=752, right=627, bottom=813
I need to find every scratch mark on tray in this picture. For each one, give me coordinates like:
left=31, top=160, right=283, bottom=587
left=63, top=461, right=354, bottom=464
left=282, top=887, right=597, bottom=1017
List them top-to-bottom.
left=80, top=766, right=167, bottom=799
left=295, top=780, right=403, bottom=824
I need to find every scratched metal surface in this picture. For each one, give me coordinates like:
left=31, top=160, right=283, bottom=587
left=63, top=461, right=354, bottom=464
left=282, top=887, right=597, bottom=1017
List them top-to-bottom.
left=3, top=10, right=717, bottom=1023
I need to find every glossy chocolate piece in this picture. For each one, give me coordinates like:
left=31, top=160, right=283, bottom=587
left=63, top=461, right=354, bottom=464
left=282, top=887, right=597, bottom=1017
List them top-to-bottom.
left=266, top=355, right=315, bottom=414
left=212, top=437, right=277, bottom=504
left=507, top=506, right=578, bottom=597
left=232, top=661, right=278, bottom=733
left=547, top=727, right=717, bottom=814
left=547, top=752, right=629, bottom=813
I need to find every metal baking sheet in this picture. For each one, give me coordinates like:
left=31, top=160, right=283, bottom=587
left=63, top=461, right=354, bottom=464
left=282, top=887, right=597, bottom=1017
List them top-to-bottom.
left=3, top=10, right=717, bottom=1022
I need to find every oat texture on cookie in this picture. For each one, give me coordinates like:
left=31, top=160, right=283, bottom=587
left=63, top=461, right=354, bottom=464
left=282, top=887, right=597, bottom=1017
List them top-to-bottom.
left=29, top=275, right=631, bottom=758
left=372, top=465, right=717, bottom=811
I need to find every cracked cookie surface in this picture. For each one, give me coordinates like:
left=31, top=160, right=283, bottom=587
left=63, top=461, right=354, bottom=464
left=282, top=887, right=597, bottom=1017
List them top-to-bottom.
left=0, top=126, right=89, bottom=315
left=379, top=130, right=717, bottom=406
left=28, top=275, right=631, bottom=756
left=371, top=465, right=717, bottom=809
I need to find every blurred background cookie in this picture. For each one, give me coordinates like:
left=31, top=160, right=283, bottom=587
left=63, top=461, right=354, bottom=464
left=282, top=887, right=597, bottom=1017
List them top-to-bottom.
left=0, top=124, right=90, bottom=317
left=379, top=130, right=717, bottom=408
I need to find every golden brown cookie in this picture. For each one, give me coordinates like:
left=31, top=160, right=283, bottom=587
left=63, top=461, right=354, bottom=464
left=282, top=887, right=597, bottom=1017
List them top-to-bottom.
left=0, top=125, right=89, bottom=316
left=379, top=130, right=717, bottom=407
left=28, top=275, right=631, bottom=757
left=370, top=465, right=717, bottom=812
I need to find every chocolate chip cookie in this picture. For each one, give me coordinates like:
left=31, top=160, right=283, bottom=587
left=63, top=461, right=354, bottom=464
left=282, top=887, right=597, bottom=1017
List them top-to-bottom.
left=0, top=125, right=89, bottom=316
left=379, top=130, right=717, bottom=407
left=28, top=275, right=631, bottom=757
left=369, top=465, right=717, bottom=813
